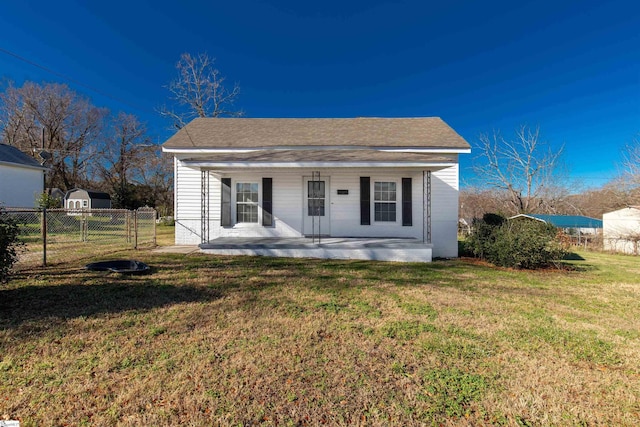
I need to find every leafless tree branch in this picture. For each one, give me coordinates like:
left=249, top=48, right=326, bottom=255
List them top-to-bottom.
left=159, top=53, right=243, bottom=130
left=472, top=125, right=569, bottom=215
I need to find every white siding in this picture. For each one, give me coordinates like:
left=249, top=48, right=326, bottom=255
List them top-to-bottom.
left=173, top=159, right=461, bottom=257
left=175, top=160, right=204, bottom=244
left=0, top=164, right=43, bottom=207
left=430, top=164, right=459, bottom=258
left=328, top=169, right=424, bottom=239
left=213, top=170, right=303, bottom=239
left=603, top=208, right=640, bottom=255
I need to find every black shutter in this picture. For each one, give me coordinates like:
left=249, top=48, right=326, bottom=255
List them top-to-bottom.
left=262, top=177, right=273, bottom=226
left=360, top=177, right=370, bottom=225
left=221, top=178, right=231, bottom=227
left=402, top=178, right=412, bottom=226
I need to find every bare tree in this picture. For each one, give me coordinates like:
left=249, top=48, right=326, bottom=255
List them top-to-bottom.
left=160, top=53, right=242, bottom=129
left=0, top=81, right=107, bottom=190
left=99, top=113, right=151, bottom=208
left=472, top=125, right=569, bottom=215
left=620, top=135, right=640, bottom=189
left=135, top=148, right=174, bottom=216
left=566, top=182, right=635, bottom=218
left=460, top=187, right=509, bottom=221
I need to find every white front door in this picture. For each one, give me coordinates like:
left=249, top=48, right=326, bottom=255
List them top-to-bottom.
left=303, top=176, right=330, bottom=236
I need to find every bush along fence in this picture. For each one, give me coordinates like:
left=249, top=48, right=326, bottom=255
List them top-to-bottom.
left=7, top=208, right=156, bottom=268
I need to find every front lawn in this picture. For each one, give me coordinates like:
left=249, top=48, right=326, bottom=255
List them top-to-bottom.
left=1, top=249, right=639, bottom=425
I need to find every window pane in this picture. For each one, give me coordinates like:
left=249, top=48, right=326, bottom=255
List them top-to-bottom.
left=307, top=180, right=325, bottom=216
left=308, top=181, right=325, bottom=197
left=374, top=181, right=396, bottom=202
left=236, top=182, right=259, bottom=223
left=308, top=199, right=325, bottom=216
left=375, top=202, right=396, bottom=222
left=237, top=204, right=258, bottom=223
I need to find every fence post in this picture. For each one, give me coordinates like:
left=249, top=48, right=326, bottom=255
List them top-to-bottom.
left=41, top=208, right=47, bottom=267
left=134, top=210, right=138, bottom=249
left=153, top=210, right=157, bottom=245
left=124, top=212, right=129, bottom=243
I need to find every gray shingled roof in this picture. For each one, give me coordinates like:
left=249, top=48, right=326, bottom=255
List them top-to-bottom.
left=163, top=117, right=471, bottom=149
left=0, top=143, right=46, bottom=169
left=66, top=188, right=111, bottom=200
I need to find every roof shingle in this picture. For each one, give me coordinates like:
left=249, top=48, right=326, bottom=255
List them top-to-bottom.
left=163, top=117, right=471, bottom=150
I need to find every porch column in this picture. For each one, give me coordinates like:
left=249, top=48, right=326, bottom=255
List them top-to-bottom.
left=201, top=169, right=210, bottom=244
left=423, top=171, right=431, bottom=243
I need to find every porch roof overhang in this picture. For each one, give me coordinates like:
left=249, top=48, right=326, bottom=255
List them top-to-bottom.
left=179, top=149, right=459, bottom=169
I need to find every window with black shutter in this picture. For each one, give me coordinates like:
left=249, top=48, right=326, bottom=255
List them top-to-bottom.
left=360, top=177, right=370, bottom=225
left=262, top=178, right=273, bottom=226
left=402, top=178, right=412, bottom=226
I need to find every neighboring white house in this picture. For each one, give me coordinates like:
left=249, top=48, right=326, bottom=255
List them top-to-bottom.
left=162, top=117, right=471, bottom=261
left=0, top=143, right=47, bottom=207
left=65, top=188, right=112, bottom=210
left=603, top=207, right=640, bottom=255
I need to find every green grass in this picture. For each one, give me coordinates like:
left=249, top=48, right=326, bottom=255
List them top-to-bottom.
left=1, top=246, right=639, bottom=425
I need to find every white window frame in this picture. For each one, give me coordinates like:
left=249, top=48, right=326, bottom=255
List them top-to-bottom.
left=373, top=180, right=398, bottom=223
left=235, top=182, right=260, bottom=224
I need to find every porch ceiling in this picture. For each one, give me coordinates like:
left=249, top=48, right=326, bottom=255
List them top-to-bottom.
left=181, top=149, right=457, bottom=169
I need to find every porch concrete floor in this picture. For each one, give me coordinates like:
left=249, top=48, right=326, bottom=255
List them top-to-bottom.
left=199, top=237, right=433, bottom=262
left=200, top=237, right=426, bottom=248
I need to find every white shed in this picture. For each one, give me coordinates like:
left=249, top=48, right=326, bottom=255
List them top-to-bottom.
left=0, top=143, right=46, bottom=207
left=65, top=188, right=112, bottom=210
left=603, top=207, right=640, bottom=255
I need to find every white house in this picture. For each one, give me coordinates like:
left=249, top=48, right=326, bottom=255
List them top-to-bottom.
left=162, top=117, right=471, bottom=262
left=0, top=143, right=47, bottom=207
left=603, top=207, right=640, bottom=255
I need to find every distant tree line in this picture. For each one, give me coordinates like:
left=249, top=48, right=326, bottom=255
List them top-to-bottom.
left=0, top=52, right=242, bottom=215
left=0, top=81, right=172, bottom=213
left=461, top=126, right=640, bottom=221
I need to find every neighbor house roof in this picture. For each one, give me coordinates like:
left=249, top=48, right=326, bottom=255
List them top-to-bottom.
left=163, top=117, right=471, bottom=150
left=0, top=143, right=47, bottom=170
left=65, top=188, right=111, bottom=200
left=603, top=206, right=640, bottom=215
left=510, top=214, right=603, bottom=228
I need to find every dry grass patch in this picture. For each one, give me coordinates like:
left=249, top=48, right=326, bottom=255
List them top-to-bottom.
left=1, top=249, right=639, bottom=425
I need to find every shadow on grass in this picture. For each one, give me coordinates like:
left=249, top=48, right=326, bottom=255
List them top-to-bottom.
left=563, top=252, right=586, bottom=261
left=214, top=256, right=496, bottom=291
left=0, top=279, right=222, bottom=329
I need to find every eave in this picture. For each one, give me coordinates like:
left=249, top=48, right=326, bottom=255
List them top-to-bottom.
left=163, top=146, right=471, bottom=154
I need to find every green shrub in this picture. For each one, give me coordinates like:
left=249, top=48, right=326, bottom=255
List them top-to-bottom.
left=36, top=192, right=62, bottom=209
left=0, top=206, right=23, bottom=282
left=466, top=213, right=506, bottom=259
left=467, top=213, right=566, bottom=269
left=158, top=216, right=175, bottom=226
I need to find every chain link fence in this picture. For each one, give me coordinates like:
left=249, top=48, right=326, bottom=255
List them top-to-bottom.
left=7, top=208, right=156, bottom=269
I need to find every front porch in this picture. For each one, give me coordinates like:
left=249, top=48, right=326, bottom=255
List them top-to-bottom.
left=199, top=237, right=433, bottom=262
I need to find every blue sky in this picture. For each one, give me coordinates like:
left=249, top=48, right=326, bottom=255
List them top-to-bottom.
left=1, top=0, right=638, bottom=188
